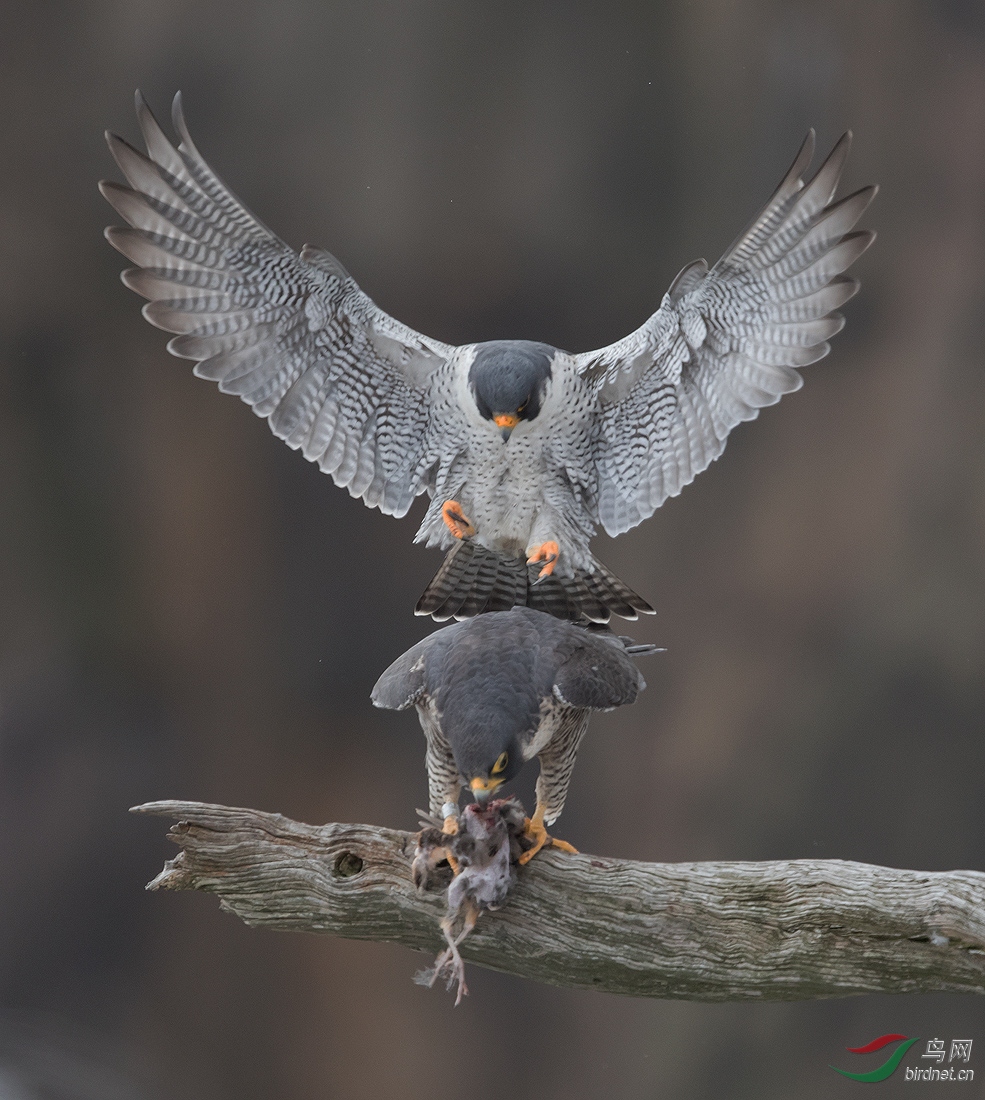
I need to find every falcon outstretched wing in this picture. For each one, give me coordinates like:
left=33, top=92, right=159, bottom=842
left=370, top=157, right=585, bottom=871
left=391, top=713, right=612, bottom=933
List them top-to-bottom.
left=101, top=92, right=458, bottom=517
left=575, top=131, right=876, bottom=536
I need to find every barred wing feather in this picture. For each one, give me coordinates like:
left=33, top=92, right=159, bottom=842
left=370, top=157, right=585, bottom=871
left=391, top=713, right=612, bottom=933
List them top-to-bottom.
left=101, top=92, right=457, bottom=518
left=576, top=131, right=876, bottom=536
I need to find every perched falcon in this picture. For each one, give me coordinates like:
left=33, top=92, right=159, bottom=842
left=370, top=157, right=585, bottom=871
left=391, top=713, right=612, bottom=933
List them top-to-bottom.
left=101, top=93, right=875, bottom=622
left=371, top=607, right=658, bottom=862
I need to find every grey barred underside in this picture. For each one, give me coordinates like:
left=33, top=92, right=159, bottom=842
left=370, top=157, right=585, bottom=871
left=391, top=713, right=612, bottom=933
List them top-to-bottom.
left=415, top=539, right=654, bottom=623
left=416, top=650, right=616, bottom=823
left=416, top=694, right=590, bottom=823
left=418, top=700, right=463, bottom=818
left=535, top=708, right=592, bottom=825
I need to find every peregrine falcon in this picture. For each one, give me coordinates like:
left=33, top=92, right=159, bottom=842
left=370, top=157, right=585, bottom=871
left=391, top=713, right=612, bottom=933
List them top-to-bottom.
left=101, top=93, right=875, bottom=622
left=371, top=607, right=658, bottom=862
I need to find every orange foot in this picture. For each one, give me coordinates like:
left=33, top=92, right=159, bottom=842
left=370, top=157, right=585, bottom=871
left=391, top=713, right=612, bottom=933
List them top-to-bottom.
left=442, top=500, right=476, bottom=539
left=527, top=540, right=560, bottom=580
left=517, top=802, right=579, bottom=865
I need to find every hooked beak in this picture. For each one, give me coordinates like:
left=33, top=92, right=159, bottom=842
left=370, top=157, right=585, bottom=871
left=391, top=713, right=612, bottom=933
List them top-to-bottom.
left=494, top=414, right=518, bottom=442
left=470, top=776, right=505, bottom=804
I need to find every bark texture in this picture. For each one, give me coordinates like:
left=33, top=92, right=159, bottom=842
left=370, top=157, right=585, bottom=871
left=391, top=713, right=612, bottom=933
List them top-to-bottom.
left=133, top=800, right=985, bottom=1000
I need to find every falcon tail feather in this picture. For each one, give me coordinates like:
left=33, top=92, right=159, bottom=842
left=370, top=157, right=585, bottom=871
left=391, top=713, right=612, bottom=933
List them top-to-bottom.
left=415, top=541, right=654, bottom=624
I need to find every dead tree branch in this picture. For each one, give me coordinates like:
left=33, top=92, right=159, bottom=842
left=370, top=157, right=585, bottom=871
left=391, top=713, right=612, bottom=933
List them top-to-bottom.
left=132, top=800, right=985, bottom=1000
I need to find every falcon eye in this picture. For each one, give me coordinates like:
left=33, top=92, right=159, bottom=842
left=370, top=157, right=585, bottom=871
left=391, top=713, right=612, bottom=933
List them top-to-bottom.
left=517, top=401, right=527, bottom=413
left=492, top=752, right=508, bottom=774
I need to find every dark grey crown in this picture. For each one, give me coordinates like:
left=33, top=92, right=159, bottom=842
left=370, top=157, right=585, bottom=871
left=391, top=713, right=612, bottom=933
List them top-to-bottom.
left=468, top=340, right=555, bottom=424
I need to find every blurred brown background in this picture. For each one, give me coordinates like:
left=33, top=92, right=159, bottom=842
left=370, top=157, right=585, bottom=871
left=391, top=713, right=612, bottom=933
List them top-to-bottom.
left=0, top=1, right=983, bottom=1097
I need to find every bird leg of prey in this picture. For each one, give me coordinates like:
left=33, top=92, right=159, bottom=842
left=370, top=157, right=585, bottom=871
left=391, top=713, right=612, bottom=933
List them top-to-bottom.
left=441, top=501, right=476, bottom=539
left=527, top=541, right=560, bottom=580
left=519, top=801, right=578, bottom=865
left=418, top=902, right=478, bottom=1006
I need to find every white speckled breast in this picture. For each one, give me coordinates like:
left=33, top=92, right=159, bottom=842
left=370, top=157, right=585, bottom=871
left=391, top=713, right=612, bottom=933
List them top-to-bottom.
left=447, top=349, right=599, bottom=565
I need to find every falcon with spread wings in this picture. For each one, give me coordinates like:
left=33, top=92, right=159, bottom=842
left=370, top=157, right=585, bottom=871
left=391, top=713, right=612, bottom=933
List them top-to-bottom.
left=101, top=93, right=875, bottom=622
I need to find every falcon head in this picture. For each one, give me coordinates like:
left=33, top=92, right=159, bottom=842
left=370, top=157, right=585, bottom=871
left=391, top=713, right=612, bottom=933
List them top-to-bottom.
left=468, top=340, right=554, bottom=441
left=447, top=705, right=527, bottom=804
left=463, top=745, right=524, bottom=804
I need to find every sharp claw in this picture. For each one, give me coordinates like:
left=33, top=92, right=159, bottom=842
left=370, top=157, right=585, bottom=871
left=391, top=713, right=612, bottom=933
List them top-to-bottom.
left=442, top=500, right=476, bottom=539
left=527, top=541, right=560, bottom=579
left=530, top=552, right=558, bottom=584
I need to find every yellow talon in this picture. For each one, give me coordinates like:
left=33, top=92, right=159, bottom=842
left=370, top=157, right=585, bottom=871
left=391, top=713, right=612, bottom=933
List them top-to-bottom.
left=518, top=802, right=576, bottom=864
left=549, top=838, right=579, bottom=854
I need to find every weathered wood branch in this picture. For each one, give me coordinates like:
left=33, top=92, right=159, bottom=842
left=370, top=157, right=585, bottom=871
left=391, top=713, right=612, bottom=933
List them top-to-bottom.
left=132, top=800, right=985, bottom=1000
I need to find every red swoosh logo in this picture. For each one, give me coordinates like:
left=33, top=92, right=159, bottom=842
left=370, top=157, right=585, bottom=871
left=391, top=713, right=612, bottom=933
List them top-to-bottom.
left=846, top=1034, right=909, bottom=1054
